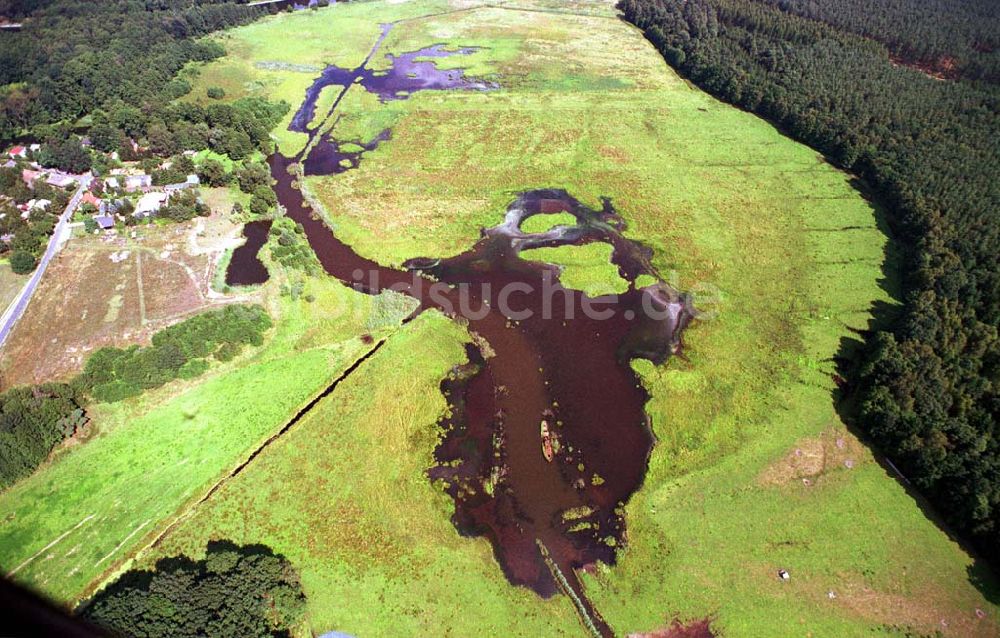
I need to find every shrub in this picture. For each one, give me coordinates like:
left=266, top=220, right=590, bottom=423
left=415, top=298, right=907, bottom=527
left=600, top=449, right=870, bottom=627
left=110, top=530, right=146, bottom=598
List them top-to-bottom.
left=249, top=195, right=271, bottom=216
left=9, top=250, right=37, bottom=274
left=77, top=305, right=272, bottom=402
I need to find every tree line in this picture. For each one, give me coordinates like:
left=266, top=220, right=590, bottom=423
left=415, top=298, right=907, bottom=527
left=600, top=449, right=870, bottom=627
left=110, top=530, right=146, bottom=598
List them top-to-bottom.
left=618, top=0, right=1000, bottom=561
left=0, top=304, right=272, bottom=489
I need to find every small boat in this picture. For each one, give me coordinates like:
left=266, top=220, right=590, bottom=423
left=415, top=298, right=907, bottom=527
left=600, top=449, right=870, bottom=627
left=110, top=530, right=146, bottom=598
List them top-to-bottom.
left=541, top=420, right=554, bottom=462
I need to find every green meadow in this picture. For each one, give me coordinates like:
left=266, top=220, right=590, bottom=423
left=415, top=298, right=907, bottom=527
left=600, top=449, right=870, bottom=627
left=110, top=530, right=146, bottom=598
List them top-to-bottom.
left=1, top=0, right=996, bottom=636
left=522, top=243, right=629, bottom=297
left=0, top=271, right=415, bottom=603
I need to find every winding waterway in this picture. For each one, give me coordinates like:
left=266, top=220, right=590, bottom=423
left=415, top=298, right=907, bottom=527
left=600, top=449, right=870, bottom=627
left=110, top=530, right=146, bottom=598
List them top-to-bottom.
left=230, top=23, right=695, bottom=636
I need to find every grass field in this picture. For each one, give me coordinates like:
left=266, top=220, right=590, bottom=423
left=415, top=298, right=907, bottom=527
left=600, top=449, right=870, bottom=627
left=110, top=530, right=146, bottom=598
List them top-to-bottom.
left=2, top=0, right=997, bottom=636
left=521, top=243, right=629, bottom=297
left=0, top=262, right=27, bottom=318
left=0, top=268, right=416, bottom=603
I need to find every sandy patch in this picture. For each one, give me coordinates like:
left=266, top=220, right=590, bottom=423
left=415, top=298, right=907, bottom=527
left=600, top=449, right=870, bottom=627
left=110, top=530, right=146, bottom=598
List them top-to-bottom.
left=758, top=429, right=868, bottom=487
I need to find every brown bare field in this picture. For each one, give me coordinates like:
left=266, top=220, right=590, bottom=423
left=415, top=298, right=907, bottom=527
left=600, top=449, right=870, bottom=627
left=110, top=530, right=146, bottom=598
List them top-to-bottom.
left=0, top=213, right=248, bottom=389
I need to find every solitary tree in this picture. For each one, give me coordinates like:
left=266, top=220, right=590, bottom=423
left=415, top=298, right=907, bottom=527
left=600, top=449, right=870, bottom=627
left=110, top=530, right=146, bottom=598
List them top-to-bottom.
left=9, top=250, right=37, bottom=274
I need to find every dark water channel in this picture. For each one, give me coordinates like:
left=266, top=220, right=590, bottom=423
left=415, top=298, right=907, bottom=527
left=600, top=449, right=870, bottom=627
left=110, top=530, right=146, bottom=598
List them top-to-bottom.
left=232, top=26, right=695, bottom=637
left=225, top=219, right=272, bottom=286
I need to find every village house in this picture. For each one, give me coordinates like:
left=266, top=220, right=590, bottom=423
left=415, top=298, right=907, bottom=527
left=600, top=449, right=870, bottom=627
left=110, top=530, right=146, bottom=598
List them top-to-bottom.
left=6, top=145, right=26, bottom=158
left=21, top=169, right=40, bottom=187
left=46, top=172, right=77, bottom=188
left=124, top=174, right=152, bottom=191
left=164, top=174, right=200, bottom=192
left=104, top=176, right=120, bottom=190
left=134, top=191, right=168, bottom=218
left=81, top=192, right=101, bottom=209
left=18, top=198, right=51, bottom=219
left=99, top=198, right=125, bottom=215
left=94, top=214, right=116, bottom=230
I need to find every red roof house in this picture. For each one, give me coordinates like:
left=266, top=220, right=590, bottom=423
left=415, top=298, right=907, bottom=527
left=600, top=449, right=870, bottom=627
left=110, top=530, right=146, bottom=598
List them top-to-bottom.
left=81, top=192, right=101, bottom=209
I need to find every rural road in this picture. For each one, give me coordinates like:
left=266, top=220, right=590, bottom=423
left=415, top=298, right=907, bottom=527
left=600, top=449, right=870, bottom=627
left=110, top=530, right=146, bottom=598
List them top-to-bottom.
left=0, top=175, right=92, bottom=348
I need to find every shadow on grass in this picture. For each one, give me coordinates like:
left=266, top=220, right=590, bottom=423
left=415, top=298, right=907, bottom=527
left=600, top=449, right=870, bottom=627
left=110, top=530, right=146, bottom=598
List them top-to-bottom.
left=831, top=182, right=1000, bottom=606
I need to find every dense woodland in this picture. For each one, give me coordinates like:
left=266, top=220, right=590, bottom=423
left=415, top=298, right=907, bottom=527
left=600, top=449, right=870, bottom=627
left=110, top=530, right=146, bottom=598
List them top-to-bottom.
left=0, top=0, right=265, bottom=135
left=0, top=0, right=289, bottom=272
left=619, top=0, right=1000, bottom=560
left=757, top=0, right=1000, bottom=81
left=0, top=305, right=271, bottom=489
left=80, top=541, right=307, bottom=638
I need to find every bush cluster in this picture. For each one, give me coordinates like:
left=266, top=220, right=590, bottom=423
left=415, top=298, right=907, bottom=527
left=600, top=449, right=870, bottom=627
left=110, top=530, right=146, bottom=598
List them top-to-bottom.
left=77, top=305, right=272, bottom=403
left=0, top=384, right=85, bottom=489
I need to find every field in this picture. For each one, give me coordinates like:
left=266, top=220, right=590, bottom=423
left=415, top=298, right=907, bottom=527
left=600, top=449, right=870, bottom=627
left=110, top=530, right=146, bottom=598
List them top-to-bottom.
left=1, top=0, right=997, bottom=636
left=0, top=211, right=245, bottom=388
left=0, top=262, right=27, bottom=316
left=0, top=271, right=417, bottom=602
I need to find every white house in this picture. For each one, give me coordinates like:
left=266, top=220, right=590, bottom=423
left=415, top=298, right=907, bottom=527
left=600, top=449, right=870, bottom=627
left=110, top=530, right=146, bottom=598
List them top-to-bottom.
left=46, top=172, right=76, bottom=188
left=124, top=174, right=152, bottom=191
left=134, top=192, right=168, bottom=217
